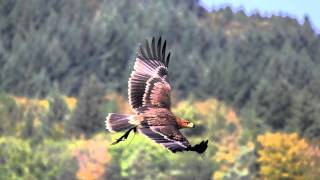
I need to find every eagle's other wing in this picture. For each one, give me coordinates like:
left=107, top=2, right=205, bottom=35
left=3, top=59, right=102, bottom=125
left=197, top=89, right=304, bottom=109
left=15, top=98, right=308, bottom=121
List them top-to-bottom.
left=128, top=37, right=171, bottom=112
left=138, top=125, right=191, bottom=153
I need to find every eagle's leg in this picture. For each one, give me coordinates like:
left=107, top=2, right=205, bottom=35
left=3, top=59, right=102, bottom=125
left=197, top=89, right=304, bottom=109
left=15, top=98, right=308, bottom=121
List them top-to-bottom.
left=111, top=127, right=137, bottom=145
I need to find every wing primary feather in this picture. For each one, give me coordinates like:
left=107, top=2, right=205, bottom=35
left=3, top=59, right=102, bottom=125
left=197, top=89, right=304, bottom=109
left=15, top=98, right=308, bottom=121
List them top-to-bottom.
left=129, top=37, right=171, bottom=112
left=151, top=37, right=156, bottom=60
left=157, top=37, right=162, bottom=61
left=142, top=38, right=161, bottom=68
left=145, top=39, right=153, bottom=60
left=162, top=40, right=166, bottom=64
left=139, top=45, right=148, bottom=59
left=166, top=52, right=170, bottom=67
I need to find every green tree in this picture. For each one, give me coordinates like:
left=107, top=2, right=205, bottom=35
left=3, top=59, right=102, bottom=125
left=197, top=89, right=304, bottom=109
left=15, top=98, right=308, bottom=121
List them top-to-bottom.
left=67, top=75, right=105, bottom=137
left=0, top=93, right=22, bottom=136
left=21, top=109, right=35, bottom=139
left=0, top=137, right=77, bottom=180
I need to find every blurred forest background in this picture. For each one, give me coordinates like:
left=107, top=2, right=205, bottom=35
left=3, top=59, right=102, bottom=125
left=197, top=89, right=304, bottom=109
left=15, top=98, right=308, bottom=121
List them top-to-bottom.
left=1, top=0, right=320, bottom=179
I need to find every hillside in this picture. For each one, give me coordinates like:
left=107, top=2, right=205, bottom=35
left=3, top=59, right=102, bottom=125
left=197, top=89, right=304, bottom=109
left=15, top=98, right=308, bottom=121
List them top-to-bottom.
left=1, top=0, right=320, bottom=138
left=1, top=0, right=320, bottom=179
left=1, top=92, right=319, bottom=179
left=0, top=93, right=248, bottom=179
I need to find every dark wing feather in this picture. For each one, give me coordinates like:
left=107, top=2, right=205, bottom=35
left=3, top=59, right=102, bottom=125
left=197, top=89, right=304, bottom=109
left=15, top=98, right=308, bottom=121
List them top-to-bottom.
left=128, top=37, right=172, bottom=112
left=157, top=38, right=162, bottom=61
left=138, top=126, right=191, bottom=153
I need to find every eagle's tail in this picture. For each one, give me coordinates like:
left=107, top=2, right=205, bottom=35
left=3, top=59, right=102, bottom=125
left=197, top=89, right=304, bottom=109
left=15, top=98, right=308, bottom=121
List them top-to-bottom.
left=105, top=113, right=136, bottom=132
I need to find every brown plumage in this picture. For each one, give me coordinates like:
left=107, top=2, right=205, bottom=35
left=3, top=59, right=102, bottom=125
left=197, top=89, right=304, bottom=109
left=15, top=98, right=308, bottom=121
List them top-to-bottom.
left=106, top=37, right=208, bottom=153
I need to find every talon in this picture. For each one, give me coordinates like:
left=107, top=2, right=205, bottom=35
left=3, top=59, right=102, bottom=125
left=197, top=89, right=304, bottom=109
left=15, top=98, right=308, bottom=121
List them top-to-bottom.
left=111, top=127, right=136, bottom=145
left=188, top=139, right=209, bottom=154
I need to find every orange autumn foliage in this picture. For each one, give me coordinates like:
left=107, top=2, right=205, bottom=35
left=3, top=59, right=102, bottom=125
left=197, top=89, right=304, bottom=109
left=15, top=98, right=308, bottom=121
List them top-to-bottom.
left=63, top=96, right=77, bottom=111
left=73, top=138, right=111, bottom=180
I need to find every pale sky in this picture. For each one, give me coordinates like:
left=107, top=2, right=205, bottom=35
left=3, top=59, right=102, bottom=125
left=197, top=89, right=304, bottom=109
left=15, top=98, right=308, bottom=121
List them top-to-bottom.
left=200, top=0, right=320, bottom=33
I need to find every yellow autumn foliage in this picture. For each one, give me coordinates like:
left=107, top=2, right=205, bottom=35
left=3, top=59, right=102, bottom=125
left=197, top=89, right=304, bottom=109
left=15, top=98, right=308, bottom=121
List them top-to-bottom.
left=14, top=95, right=77, bottom=112
left=13, top=96, right=50, bottom=135
left=14, top=96, right=49, bottom=111
left=194, top=98, right=220, bottom=117
left=257, top=132, right=320, bottom=180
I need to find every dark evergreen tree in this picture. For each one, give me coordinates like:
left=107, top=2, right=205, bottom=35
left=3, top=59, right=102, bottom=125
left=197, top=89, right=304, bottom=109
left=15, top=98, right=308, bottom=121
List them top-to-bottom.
left=67, top=75, right=105, bottom=137
left=47, top=91, right=69, bottom=125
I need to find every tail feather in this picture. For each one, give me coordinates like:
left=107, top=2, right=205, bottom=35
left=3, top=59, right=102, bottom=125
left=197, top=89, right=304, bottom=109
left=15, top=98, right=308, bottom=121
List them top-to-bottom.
left=105, top=113, right=135, bottom=132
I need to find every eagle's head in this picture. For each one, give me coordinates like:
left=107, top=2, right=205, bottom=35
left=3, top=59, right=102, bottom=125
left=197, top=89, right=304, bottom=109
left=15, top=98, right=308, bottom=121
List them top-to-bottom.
left=176, top=116, right=195, bottom=129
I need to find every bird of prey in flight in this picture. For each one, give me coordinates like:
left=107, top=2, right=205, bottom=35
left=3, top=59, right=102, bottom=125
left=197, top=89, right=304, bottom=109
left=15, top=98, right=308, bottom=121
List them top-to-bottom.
left=106, top=37, right=208, bottom=153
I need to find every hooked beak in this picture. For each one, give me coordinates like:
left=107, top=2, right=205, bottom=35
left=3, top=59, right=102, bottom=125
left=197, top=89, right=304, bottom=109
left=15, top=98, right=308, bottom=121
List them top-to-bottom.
left=187, top=122, right=195, bottom=128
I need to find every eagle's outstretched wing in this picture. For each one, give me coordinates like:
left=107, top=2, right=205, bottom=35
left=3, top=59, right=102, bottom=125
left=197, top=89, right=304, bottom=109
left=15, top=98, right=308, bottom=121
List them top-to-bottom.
left=128, top=37, right=171, bottom=112
left=138, top=126, right=190, bottom=153
left=139, top=126, right=209, bottom=153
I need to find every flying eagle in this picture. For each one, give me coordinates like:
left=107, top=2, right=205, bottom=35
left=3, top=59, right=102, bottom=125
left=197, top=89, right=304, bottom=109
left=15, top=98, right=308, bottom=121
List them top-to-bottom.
left=105, top=37, right=208, bottom=153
